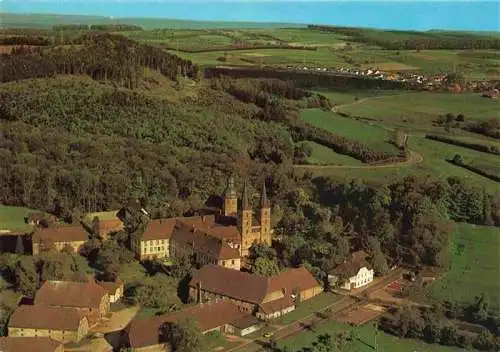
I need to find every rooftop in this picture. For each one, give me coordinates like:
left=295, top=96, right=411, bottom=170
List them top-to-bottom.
left=32, top=226, right=89, bottom=243
left=332, top=250, right=372, bottom=277
left=189, top=265, right=321, bottom=305
left=35, top=280, right=107, bottom=309
left=127, top=300, right=246, bottom=348
left=8, top=304, right=84, bottom=330
left=0, top=337, right=62, bottom=352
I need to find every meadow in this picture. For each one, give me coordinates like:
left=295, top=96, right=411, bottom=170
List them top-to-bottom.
left=338, top=91, right=499, bottom=127
left=300, top=109, right=401, bottom=155
left=302, top=141, right=363, bottom=166
left=0, top=205, right=37, bottom=233
left=425, top=223, right=500, bottom=313
left=278, top=319, right=462, bottom=352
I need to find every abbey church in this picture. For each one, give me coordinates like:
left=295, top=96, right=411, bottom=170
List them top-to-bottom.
left=128, top=176, right=273, bottom=269
left=223, top=176, right=272, bottom=256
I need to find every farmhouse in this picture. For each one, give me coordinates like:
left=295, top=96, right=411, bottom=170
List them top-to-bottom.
left=129, top=178, right=272, bottom=267
left=87, top=211, right=124, bottom=240
left=31, top=226, right=89, bottom=255
left=329, top=251, right=374, bottom=290
left=189, top=264, right=322, bottom=319
left=97, top=279, right=124, bottom=303
left=34, top=280, right=110, bottom=325
left=126, top=300, right=255, bottom=351
left=8, top=305, right=89, bottom=343
left=0, top=337, right=63, bottom=352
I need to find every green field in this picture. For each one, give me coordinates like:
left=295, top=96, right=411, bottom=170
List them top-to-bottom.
left=338, top=92, right=499, bottom=127
left=300, top=109, right=400, bottom=155
left=303, top=141, right=363, bottom=166
left=0, top=205, right=38, bottom=232
left=426, top=223, right=500, bottom=313
left=279, top=319, right=461, bottom=352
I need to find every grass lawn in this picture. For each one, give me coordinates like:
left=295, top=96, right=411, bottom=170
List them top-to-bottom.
left=339, top=92, right=499, bottom=127
left=300, top=109, right=400, bottom=155
left=303, top=141, right=363, bottom=166
left=0, top=205, right=38, bottom=232
left=83, top=210, right=121, bottom=224
left=425, top=223, right=500, bottom=314
left=276, top=292, right=345, bottom=325
left=279, top=319, right=462, bottom=352
left=205, top=331, right=241, bottom=351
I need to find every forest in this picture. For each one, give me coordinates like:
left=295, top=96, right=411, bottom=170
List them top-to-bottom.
left=308, top=25, right=500, bottom=50
left=0, top=32, right=200, bottom=86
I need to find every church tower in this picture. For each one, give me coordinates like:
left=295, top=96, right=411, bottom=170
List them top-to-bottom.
left=223, top=175, right=238, bottom=217
left=238, top=181, right=253, bottom=256
left=259, top=182, right=272, bottom=246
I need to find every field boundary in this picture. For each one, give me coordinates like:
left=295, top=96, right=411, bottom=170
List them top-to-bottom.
left=294, top=149, right=423, bottom=170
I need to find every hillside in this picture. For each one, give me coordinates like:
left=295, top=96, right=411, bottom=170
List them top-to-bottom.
left=0, top=74, right=297, bottom=219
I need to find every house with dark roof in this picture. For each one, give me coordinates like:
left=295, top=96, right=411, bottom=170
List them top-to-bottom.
left=31, top=226, right=89, bottom=255
left=328, top=251, right=374, bottom=290
left=189, top=265, right=323, bottom=320
left=35, top=280, right=110, bottom=325
left=126, top=300, right=256, bottom=351
left=8, top=305, right=89, bottom=343
left=0, top=337, right=63, bottom=352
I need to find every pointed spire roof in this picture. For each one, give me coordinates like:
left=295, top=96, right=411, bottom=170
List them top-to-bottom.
left=225, top=175, right=236, bottom=198
left=242, top=180, right=250, bottom=210
left=260, top=182, right=270, bottom=208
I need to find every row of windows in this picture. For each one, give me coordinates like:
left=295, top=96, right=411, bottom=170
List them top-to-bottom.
left=143, top=239, right=166, bottom=246
left=143, top=246, right=165, bottom=254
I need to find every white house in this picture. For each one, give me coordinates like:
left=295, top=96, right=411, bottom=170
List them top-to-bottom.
left=329, top=251, right=374, bottom=291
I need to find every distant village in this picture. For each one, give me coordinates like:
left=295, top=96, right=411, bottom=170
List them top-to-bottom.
left=0, top=177, right=382, bottom=352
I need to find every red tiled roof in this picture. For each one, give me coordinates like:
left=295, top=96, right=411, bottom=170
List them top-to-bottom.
left=178, top=215, right=216, bottom=230
left=141, top=219, right=178, bottom=240
left=171, top=224, right=240, bottom=261
left=32, top=226, right=89, bottom=243
left=206, top=226, right=241, bottom=244
left=332, top=251, right=372, bottom=277
left=190, top=265, right=269, bottom=304
left=190, top=265, right=321, bottom=305
left=269, top=267, right=322, bottom=295
left=35, top=280, right=107, bottom=309
left=258, top=295, right=294, bottom=315
left=127, top=300, right=246, bottom=349
left=8, top=305, right=84, bottom=331
left=0, top=337, right=62, bottom=352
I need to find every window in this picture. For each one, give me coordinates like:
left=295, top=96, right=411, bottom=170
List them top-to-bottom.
left=231, top=260, right=235, bottom=265
left=222, top=261, right=226, bottom=266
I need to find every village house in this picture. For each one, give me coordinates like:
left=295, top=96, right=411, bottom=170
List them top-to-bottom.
left=129, top=178, right=272, bottom=268
left=87, top=211, right=124, bottom=240
left=31, top=226, right=89, bottom=255
left=329, top=251, right=374, bottom=291
left=189, top=264, right=323, bottom=320
left=97, top=279, right=124, bottom=304
left=34, top=280, right=110, bottom=325
left=126, top=299, right=258, bottom=351
left=8, top=305, right=89, bottom=343
left=0, top=337, right=64, bottom=352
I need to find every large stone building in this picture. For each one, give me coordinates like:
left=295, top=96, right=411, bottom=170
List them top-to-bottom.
left=130, top=178, right=273, bottom=266
left=32, top=226, right=89, bottom=255
left=329, top=251, right=374, bottom=291
left=189, top=264, right=323, bottom=320
left=35, top=280, right=110, bottom=325
left=126, top=300, right=255, bottom=351
left=8, top=305, right=89, bottom=343
left=0, top=337, right=64, bottom=352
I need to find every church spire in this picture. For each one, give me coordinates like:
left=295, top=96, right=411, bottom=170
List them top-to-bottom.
left=242, top=181, right=250, bottom=210
left=260, top=182, right=270, bottom=209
